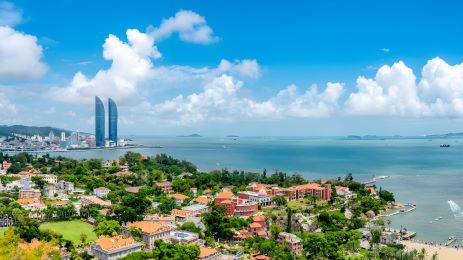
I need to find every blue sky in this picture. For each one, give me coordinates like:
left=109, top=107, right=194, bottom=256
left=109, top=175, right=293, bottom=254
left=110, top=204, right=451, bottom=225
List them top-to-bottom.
left=0, top=0, right=462, bottom=136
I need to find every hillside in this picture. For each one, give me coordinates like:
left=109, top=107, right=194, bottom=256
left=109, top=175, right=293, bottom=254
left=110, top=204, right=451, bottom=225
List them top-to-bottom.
left=0, top=125, right=72, bottom=137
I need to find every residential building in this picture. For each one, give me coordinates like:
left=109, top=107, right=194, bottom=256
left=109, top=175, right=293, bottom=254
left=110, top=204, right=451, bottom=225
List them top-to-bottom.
left=95, top=96, right=105, bottom=147
left=108, top=98, right=118, bottom=143
left=2, top=161, right=11, bottom=171
left=41, top=174, right=58, bottom=184
left=58, top=180, right=74, bottom=191
left=154, top=181, right=173, bottom=193
left=285, top=183, right=331, bottom=201
left=125, top=186, right=140, bottom=194
left=335, top=186, right=353, bottom=198
left=93, top=187, right=111, bottom=198
left=18, top=188, right=41, bottom=199
left=237, top=190, right=274, bottom=207
left=168, top=193, right=189, bottom=205
left=81, top=196, right=112, bottom=207
left=192, top=196, right=210, bottom=205
left=216, top=198, right=258, bottom=217
left=181, top=204, right=210, bottom=216
left=171, top=209, right=192, bottom=221
left=122, top=221, right=173, bottom=250
left=278, top=232, right=303, bottom=256
left=91, top=236, right=142, bottom=260
left=197, top=247, right=221, bottom=260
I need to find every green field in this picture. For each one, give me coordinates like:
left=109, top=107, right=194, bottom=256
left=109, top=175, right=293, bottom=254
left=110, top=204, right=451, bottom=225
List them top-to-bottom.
left=40, top=220, right=98, bottom=245
left=0, top=227, right=7, bottom=236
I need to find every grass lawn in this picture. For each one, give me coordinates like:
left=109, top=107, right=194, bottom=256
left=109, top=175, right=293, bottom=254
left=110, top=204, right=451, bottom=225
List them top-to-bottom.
left=40, top=219, right=97, bottom=245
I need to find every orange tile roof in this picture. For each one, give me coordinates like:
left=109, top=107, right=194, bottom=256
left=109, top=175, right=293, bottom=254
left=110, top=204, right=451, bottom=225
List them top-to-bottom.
left=125, top=186, right=140, bottom=193
left=95, top=187, right=110, bottom=191
left=203, top=189, right=212, bottom=193
left=216, top=191, right=233, bottom=199
left=169, top=193, right=189, bottom=200
left=192, top=196, right=210, bottom=204
left=16, top=198, right=43, bottom=205
left=219, top=199, right=233, bottom=204
left=52, top=201, right=66, bottom=206
left=171, top=209, right=192, bottom=217
left=253, top=215, right=266, bottom=222
left=126, top=221, right=169, bottom=234
left=249, top=222, right=262, bottom=229
left=257, top=231, right=267, bottom=237
left=93, top=236, right=137, bottom=251
left=198, top=247, right=218, bottom=258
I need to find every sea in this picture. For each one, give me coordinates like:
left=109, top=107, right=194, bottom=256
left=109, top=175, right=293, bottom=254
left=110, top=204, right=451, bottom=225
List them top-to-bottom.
left=28, top=136, right=463, bottom=244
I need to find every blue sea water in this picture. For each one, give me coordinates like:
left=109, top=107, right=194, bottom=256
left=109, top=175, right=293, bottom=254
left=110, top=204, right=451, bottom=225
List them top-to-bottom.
left=44, top=136, right=463, bottom=243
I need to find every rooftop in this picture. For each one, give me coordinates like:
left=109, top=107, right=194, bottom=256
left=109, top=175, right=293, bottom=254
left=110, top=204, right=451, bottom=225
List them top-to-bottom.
left=169, top=193, right=189, bottom=200
left=93, top=235, right=138, bottom=251
left=198, top=247, right=218, bottom=258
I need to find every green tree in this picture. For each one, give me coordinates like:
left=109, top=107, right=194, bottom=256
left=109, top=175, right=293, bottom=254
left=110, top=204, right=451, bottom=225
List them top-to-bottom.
left=273, top=195, right=287, bottom=206
left=94, top=220, right=121, bottom=237
left=80, top=233, right=87, bottom=245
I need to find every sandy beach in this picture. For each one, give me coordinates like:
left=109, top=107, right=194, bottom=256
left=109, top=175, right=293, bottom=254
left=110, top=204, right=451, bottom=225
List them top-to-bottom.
left=402, top=241, right=463, bottom=260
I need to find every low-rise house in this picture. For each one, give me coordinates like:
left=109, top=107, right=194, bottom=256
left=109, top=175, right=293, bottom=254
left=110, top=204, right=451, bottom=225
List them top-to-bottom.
left=41, top=174, right=58, bottom=184
left=58, top=180, right=74, bottom=191
left=154, top=181, right=172, bottom=193
left=44, top=184, right=58, bottom=198
left=125, top=186, right=140, bottom=194
left=335, top=186, right=353, bottom=198
left=94, top=187, right=111, bottom=198
left=190, top=187, right=197, bottom=197
left=18, top=188, right=41, bottom=199
left=73, top=188, right=86, bottom=195
left=168, top=193, right=189, bottom=205
left=215, top=195, right=259, bottom=217
left=81, top=196, right=112, bottom=207
left=192, top=196, right=211, bottom=205
left=16, top=198, right=47, bottom=219
left=181, top=204, right=210, bottom=216
left=171, top=209, right=192, bottom=221
left=122, top=221, right=174, bottom=250
left=170, top=230, right=199, bottom=245
left=278, top=232, right=303, bottom=256
left=91, top=235, right=142, bottom=260
left=197, top=247, right=221, bottom=260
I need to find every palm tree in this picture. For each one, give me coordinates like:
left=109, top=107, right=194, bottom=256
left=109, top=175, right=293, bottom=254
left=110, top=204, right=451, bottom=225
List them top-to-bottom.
left=417, top=248, right=427, bottom=260
left=430, top=252, right=438, bottom=260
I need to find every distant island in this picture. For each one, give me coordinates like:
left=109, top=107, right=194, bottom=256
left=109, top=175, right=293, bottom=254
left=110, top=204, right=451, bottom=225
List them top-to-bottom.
left=177, top=133, right=202, bottom=137
left=226, top=135, right=239, bottom=138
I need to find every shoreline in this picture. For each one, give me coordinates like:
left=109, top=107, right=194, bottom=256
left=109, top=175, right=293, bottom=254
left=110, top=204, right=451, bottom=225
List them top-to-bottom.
left=402, top=240, right=463, bottom=260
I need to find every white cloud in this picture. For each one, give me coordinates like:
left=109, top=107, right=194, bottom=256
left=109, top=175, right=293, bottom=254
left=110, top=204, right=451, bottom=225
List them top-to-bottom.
left=0, top=2, right=22, bottom=26
left=149, top=10, right=218, bottom=44
left=0, top=26, right=47, bottom=80
left=49, top=29, right=158, bottom=104
left=381, top=48, right=390, bottom=52
left=345, top=58, right=463, bottom=117
left=150, top=74, right=343, bottom=123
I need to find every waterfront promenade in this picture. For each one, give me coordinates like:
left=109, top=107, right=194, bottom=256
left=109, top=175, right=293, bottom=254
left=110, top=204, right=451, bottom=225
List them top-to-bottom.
left=402, top=240, right=463, bottom=260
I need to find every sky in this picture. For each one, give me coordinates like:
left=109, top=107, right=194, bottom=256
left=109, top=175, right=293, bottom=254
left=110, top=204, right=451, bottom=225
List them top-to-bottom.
left=0, top=0, right=462, bottom=136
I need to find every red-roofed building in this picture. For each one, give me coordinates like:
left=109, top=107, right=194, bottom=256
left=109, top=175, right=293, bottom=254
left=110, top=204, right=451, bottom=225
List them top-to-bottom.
left=285, top=183, right=331, bottom=201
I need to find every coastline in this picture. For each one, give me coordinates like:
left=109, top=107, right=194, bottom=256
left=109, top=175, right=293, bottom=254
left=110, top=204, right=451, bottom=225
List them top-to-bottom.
left=402, top=240, right=463, bottom=260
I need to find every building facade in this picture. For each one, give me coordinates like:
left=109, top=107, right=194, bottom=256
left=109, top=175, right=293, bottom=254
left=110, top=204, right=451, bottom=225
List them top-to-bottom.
left=95, top=96, right=105, bottom=147
left=108, top=98, right=118, bottom=143
left=91, top=236, right=142, bottom=260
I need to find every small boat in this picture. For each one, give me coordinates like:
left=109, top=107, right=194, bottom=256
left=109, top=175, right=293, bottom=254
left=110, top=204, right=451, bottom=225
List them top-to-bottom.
left=440, top=144, right=451, bottom=147
left=435, top=218, right=439, bottom=221
left=429, top=221, right=433, bottom=224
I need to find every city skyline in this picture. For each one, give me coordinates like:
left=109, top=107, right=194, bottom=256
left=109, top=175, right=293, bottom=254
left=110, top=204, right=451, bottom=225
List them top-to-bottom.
left=0, top=1, right=462, bottom=136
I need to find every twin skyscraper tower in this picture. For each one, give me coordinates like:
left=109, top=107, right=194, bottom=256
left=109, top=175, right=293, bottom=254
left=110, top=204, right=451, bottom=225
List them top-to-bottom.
left=95, top=96, right=117, bottom=147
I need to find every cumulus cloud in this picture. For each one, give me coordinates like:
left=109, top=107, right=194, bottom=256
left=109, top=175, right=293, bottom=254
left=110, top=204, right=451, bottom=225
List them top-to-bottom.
left=0, top=1, right=22, bottom=26
left=149, top=10, right=218, bottom=44
left=0, top=26, right=47, bottom=80
left=49, top=29, right=158, bottom=104
left=345, top=58, right=463, bottom=117
left=150, top=74, right=343, bottom=123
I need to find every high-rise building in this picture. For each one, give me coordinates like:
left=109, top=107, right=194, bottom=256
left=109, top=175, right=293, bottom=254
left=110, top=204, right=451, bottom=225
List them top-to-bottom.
left=95, top=96, right=105, bottom=147
left=108, top=98, right=118, bottom=143
left=70, top=131, right=79, bottom=145
left=60, top=132, right=66, bottom=142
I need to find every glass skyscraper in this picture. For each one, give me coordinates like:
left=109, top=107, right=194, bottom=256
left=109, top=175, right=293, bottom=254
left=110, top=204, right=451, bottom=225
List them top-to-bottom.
left=95, top=96, right=105, bottom=147
left=108, top=98, right=118, bottom=143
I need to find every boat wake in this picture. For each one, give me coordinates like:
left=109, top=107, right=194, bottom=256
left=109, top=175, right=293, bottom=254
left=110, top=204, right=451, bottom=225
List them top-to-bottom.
left=447, top=200, right=463, bottom=220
